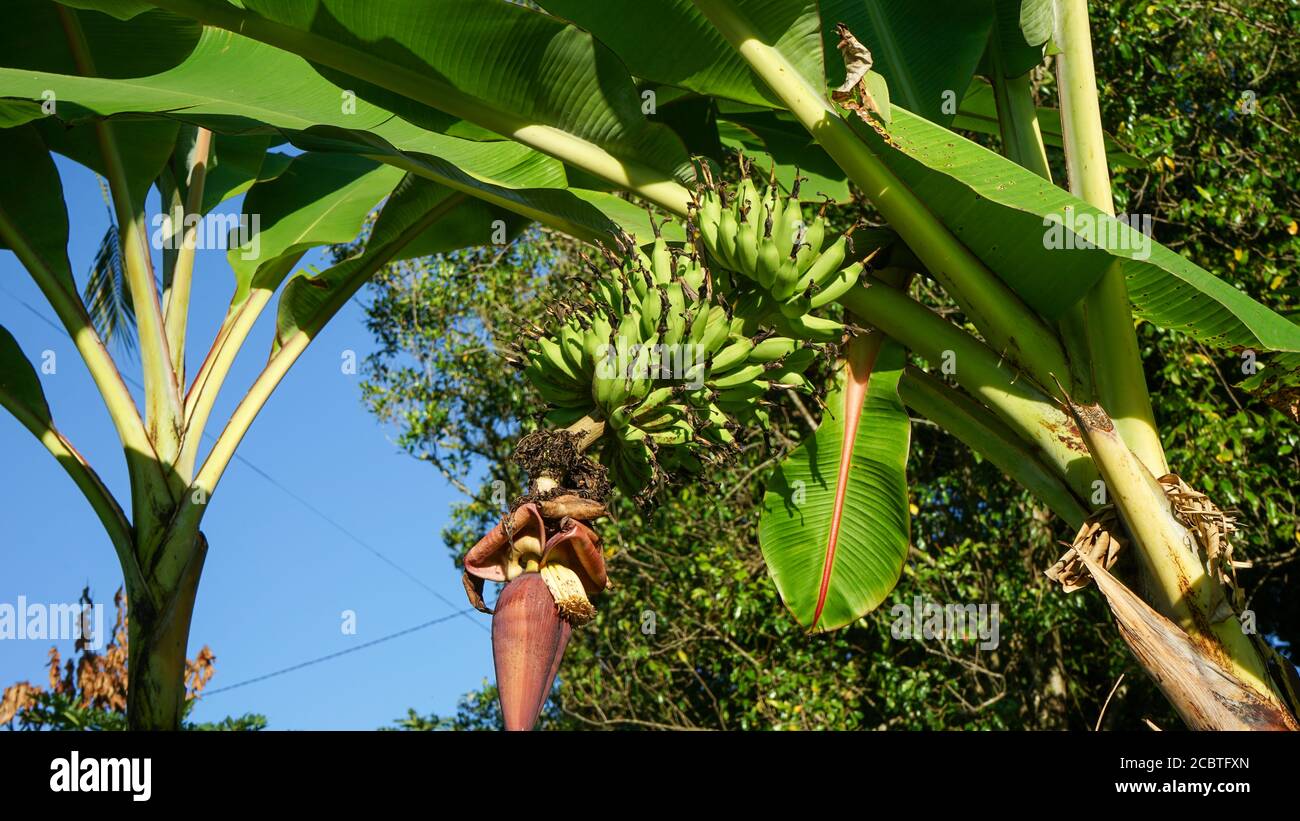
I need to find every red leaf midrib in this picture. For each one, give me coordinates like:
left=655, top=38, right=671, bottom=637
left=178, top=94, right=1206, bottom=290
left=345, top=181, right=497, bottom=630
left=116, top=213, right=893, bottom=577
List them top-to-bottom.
left=810, top=334, right=880, bottom=631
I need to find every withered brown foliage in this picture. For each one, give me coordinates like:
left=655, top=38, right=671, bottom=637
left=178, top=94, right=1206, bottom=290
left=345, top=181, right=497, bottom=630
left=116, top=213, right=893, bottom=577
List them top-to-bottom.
left=0, top=588, right=217, bottom=725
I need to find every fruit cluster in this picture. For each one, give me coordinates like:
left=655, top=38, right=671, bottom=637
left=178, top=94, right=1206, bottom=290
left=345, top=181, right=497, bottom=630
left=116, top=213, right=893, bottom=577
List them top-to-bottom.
left=692, top=162, right=868, bottom=343
left=519, top=235, right=824, bottom=497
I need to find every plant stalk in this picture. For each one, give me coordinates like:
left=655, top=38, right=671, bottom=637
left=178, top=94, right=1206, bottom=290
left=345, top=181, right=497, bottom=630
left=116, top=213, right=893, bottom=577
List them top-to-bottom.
left=691, top=0, right=1071, bottom=394
left=1052, top=0, right=1166, bottom=476
left=163, top=127, right=214, bottom=386
left=840, top=282, right=1097, bottom=501
left=899, top=366, right=1087, bottom=527
left=1063, top=394, right=1280, bottom=705
left=565, top=414, right=607, bottom=452
left=126, top=532, right=206, bottom=730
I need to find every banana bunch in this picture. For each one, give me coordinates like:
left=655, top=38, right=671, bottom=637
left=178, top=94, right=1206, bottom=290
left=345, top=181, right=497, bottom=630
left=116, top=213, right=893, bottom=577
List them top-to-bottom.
left=693, top=163, right=870, bottom=343
left=519, top=236, right=824, bottom=498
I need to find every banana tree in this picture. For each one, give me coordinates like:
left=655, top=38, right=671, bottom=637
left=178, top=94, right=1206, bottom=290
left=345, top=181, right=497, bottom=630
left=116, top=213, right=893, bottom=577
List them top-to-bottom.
left=5, top=0, right=1298, bottom=729
left=0, top=1, right=658, bottom=729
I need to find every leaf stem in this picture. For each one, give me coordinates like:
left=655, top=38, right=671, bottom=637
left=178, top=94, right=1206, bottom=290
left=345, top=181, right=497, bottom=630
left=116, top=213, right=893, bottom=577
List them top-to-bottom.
left=691, top=0, right=1071, bottom=393
left=1052, top=0, right=1166, bottom=475
left=56, top=5, right=185, bottom=480
left=987, top=27, right=1052, bottom=181
left=163, top=127, right=213, bottom=386
left=180, top=195, right=464, bottom=535
left=0, top=208, right=152, bottom=455
left=177, top=255, right=301, bottom=481
left=840, top=281, right=1097, bottom=501
left=898, top=366, right=1086, bottom=527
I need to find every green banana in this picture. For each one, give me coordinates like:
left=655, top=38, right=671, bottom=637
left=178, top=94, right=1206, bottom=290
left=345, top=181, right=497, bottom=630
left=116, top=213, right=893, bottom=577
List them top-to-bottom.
left=810, top=261, right=864, bottom=309
left=748, top=336, right=800, bottom=363
left=710, top=337, right=756, bottom=373
left=708, top=362, right=767, bottom=390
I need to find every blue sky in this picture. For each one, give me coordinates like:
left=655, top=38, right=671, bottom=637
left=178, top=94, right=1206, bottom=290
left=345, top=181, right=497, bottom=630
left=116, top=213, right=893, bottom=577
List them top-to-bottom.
left=1, top=153, right=494, bottom=729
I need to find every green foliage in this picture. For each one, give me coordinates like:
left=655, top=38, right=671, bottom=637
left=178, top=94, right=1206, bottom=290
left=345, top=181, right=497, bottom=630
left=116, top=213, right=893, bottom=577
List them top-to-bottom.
left=5, top=691, right=266, bottom=732
left=8, top=691, right=129, bottom=732
left=186, top=712, right=270, bottom=732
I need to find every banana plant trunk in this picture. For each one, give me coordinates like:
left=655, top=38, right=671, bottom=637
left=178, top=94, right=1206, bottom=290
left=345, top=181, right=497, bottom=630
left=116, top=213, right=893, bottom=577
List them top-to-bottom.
left=124, top=532, right=207, bottom=730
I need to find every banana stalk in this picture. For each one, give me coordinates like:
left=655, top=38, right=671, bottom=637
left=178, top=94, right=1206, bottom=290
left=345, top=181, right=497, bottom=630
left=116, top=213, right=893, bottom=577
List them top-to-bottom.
left=691, top=0, right=1071, bottom=394
left=1052, top=0, right=1167, bottom=477
left=841, top=281, right=1098, bottom=502
left=899, top=367, right=1087, bottom=528
left=1059, top=391, right=1283, bottom=708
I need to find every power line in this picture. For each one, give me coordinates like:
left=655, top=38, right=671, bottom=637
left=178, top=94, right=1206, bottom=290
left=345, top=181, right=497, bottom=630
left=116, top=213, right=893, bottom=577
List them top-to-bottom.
left=0, top=282, right=67, bottom=335
left=0, top=284, right=486, bottom=632
left=222, top=449, right=484, bottom=631
left=200, top=609, right=476, bottom=697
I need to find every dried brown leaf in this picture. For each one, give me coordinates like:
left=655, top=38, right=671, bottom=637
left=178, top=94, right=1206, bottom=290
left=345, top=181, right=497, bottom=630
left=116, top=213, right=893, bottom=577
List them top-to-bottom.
left=1079, top=552, right=1298, bottom=730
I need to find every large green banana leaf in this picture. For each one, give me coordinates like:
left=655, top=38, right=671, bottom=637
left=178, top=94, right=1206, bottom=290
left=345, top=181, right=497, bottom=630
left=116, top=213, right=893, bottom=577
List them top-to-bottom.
left=97, top=0, right=694, bottom=203
left=3, top=1, right=200, bottom=77
left=0, top=5, right=670, bottom=243
left=0, top=21, right=568, bottom=189
left=848, top=106, right=1300, bottom=350
left=0, top=125, right=76, bottom=289
left=228, top=152, right=403, bottom=305
left=271, top=174, right=470, bottom=357
left=0, top=325, right=56, bottom=431
left=759, top=335, right=911, bottom=632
